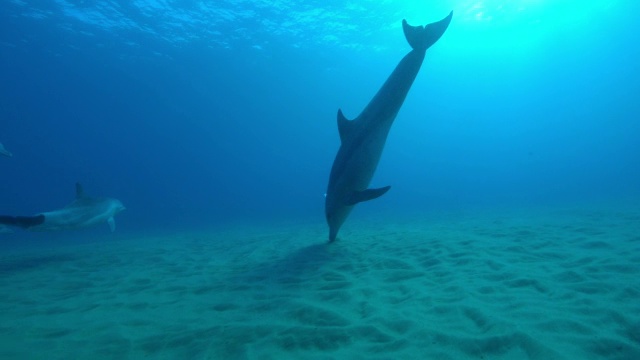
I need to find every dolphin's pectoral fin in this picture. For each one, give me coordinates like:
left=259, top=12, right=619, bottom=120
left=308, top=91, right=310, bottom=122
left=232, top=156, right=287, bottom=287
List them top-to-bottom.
left=402, top=11, right=453, bottom=51
left=337, top=109, right=355, bottom=143
left=75, top=182, right=85, bottom=199
left=346, top=186, right=391, bottom=206
left=108, top=217, right=116, bottom=232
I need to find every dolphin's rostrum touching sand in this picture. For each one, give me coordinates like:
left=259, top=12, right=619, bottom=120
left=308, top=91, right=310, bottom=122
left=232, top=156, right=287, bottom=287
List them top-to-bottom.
left=325, top=12, right=453, bottom=242
left=0, top=183, right=125, bottom=232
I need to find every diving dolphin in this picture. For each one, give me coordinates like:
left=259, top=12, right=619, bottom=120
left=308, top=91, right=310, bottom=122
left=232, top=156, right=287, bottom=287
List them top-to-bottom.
left=325, top=12, right=453, bottom=242
left=0, top=141, right=11, bottom=157
left=0, top=183, right=125, bottom=232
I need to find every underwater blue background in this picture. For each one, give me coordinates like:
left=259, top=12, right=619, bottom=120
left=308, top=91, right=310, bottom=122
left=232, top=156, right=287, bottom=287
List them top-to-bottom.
left=1, top=0, right=639, bottom=235
left=1, top=2, right=640, bottom=359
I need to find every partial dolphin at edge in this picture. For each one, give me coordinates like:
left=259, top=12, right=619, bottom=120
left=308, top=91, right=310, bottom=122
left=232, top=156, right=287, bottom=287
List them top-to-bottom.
left=324, top=11, right=453, bottom=242
left=0, top=141, right=12, bottom=157
left=0, top=183, right=125, bottom=232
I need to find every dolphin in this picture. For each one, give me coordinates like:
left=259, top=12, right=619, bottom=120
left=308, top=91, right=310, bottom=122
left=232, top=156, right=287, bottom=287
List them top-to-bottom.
left=325, top=12, right=453, bottom=242
left=0, top=141, right=12, bottom=157
left=0, top=183, right=125, bottom=232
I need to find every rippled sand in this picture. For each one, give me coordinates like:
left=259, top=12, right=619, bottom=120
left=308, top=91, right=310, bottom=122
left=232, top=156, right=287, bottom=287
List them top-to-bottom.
left=1, top=206, right=639, bottom=359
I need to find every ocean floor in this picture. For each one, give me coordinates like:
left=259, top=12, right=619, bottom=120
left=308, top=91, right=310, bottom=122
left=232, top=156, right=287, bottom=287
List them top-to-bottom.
left=0, top=205, right=639, bottom=359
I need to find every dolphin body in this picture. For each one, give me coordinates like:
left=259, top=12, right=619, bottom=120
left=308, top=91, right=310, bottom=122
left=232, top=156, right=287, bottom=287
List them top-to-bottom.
left=325, top=12, right=452, bottom=242
left=0, top=141, right=11, bottom=157
left=0, top=183, right=125, bottom=232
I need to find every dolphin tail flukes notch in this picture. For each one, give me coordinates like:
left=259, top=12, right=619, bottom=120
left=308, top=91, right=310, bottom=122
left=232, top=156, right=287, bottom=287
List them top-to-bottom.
left=403, top=11, right=453, bottom=51
left=0, top=215, right=45, bottom=229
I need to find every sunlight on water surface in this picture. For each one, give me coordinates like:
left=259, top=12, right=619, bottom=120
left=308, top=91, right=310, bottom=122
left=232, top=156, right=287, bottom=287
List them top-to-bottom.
left=401, top=0, right=620, bottom=52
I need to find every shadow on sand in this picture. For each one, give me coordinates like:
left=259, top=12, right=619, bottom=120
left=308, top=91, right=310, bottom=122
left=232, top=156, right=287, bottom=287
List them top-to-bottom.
left=243, top=241, right=350, bottom=284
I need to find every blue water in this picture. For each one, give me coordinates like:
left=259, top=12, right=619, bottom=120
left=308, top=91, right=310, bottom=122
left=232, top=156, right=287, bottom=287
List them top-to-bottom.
left=1, top=0, right=639, bottom=233
left=2, top=2, right=640, bottom=358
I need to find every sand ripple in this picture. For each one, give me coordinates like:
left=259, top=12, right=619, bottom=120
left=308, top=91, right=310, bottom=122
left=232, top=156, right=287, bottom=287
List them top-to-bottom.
left=0, top=207, right=639, bottom=359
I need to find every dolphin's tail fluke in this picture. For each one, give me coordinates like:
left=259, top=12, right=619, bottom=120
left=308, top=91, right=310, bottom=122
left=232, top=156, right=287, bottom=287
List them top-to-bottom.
left=403, top=11, right=453, bottom=52
left=0, top=215, right=45, bottom=229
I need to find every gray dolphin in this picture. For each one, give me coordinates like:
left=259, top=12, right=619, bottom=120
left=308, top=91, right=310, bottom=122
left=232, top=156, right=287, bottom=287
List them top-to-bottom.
left=325, top=12, right=453, bottom=242
left=0, top=141, right=12, bottom=157
left=0, top=183, right=125, bottom=232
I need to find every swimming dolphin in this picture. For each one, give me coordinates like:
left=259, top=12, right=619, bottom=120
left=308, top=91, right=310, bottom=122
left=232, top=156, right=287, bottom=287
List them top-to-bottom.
left=325, top=12, right=452, bottom=242
left=0, top=141, right=11, bottom=157
left=0, top=183, right=125, bottom=232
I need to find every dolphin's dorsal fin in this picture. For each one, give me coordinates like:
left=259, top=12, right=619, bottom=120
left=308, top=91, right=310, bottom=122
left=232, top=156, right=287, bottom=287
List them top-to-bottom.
left=337, top=109, right=355, bottom=143
left=75, top=183, right=85, bottom=199
left=346, top=186, right=391, bottom=206
left=108, top=217, right=116, bottom=232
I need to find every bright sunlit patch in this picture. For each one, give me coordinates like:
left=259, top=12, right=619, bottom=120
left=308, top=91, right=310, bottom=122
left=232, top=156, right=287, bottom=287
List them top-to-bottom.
left=401, top=0, right=619, bottom=52
left=404, top=0, right=617, bottom=25
left=458, top=0, right=544, bottom=24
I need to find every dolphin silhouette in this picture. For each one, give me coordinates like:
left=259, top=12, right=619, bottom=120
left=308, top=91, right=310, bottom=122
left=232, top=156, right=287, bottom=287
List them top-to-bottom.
left=325, top=12, right=453, bottom=242
left=0, top=141, right=12, bottom=157
left=0, top=183, right=125, bottom=232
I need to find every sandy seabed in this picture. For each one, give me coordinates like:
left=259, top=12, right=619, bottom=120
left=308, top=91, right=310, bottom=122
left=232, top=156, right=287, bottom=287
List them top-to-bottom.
left=0, top=205, right=639, bottom=359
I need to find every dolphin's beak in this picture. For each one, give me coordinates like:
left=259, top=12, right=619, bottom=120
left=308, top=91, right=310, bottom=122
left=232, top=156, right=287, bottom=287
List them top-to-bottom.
left=329, top=227, right=338, bottom=243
